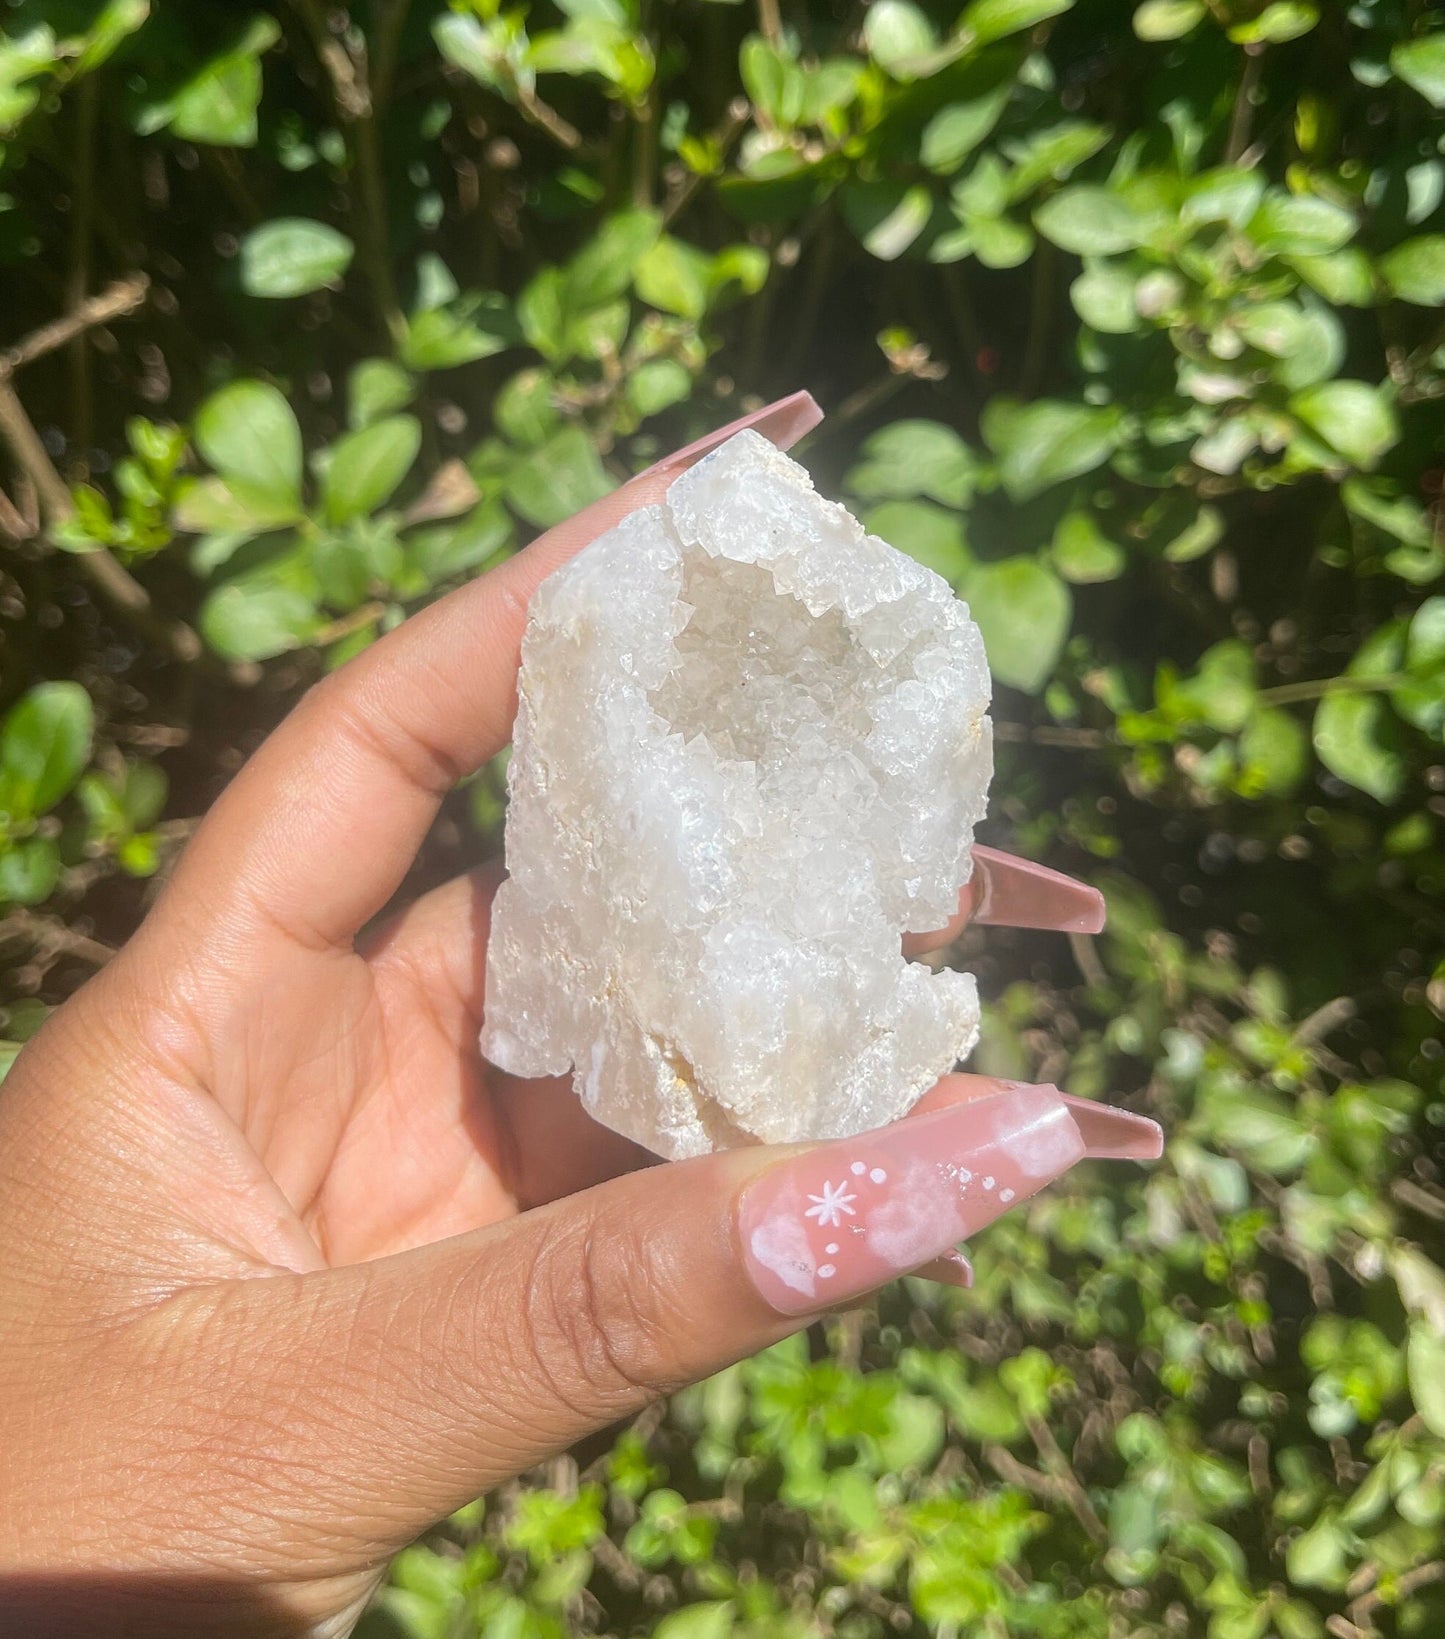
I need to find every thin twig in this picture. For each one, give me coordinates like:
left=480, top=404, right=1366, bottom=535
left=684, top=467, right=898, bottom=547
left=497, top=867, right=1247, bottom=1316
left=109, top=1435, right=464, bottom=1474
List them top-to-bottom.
left=291, top=0, right=405, bottom=342
left=757, top=0, right=783, bottom=45
left=1225, top=45, right=1264, bottom=165
left=517, top=86, right=583, bottom=150
left=0, top=275, right=151, bottom=379
left=0, top=376, right=202, bottom=664
left=1257, top=672, right=1405, bottom=707
left=993, top=720, right=1111, bottom=748
left=0, top=910, right=117, bottom=967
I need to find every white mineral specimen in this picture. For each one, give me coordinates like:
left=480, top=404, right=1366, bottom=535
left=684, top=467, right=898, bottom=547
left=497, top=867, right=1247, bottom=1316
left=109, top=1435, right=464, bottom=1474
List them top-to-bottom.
left=481, top=429, right=993, bottom=1159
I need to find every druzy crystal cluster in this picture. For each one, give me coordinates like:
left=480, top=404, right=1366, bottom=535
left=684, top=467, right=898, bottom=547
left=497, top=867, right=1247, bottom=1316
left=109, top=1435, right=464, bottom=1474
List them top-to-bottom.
left=481, top=430, right=993, bottom=1159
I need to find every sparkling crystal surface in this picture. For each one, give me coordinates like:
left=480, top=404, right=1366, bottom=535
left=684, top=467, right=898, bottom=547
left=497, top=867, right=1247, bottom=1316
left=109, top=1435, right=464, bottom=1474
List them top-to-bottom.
left=481, top=430, right=993, bottom=1159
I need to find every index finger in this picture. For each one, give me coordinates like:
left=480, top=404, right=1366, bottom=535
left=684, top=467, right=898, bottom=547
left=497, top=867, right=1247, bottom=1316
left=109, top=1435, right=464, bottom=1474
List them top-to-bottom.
left=159, top=392, right=823, bottom=956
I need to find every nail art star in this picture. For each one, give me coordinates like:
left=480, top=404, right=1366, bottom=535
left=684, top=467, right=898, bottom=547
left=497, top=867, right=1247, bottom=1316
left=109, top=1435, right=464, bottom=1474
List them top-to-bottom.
left=805, top=1180, right=857, bottom=1229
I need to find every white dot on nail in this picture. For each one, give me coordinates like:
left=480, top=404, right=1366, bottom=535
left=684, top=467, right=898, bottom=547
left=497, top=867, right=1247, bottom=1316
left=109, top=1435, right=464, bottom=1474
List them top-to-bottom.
left=850, top=1161, right=866, bottom=1176
left=869, top=1167, right=887, bottom=1183
left=982, top=1176, right=995, bottom=1190
left=999, top=1188, right=1015, bottom=1203
left=826, top=1243, right=839, bottom=1255
left=818, top=1263, right=837, bottom=1279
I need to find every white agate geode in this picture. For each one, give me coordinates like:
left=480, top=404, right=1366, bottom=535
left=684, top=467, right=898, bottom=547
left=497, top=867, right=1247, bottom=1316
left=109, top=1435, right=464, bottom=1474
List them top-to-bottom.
left=481, top=429, right=993, bottom=1159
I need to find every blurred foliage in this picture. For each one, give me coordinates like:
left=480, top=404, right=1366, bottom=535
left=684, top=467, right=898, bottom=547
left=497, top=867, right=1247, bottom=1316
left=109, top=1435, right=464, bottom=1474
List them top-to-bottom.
left=2, top=0, right=1445, bottom=1634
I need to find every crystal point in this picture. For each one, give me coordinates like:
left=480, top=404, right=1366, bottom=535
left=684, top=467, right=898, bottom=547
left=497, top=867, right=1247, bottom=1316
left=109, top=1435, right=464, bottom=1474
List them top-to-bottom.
left=481, top=430, right=993, bottom=1158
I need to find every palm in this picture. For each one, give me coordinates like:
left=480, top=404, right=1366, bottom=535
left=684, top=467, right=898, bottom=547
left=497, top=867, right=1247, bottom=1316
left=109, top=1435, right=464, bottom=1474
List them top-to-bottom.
left=152, top=896, right=618, bottom=1281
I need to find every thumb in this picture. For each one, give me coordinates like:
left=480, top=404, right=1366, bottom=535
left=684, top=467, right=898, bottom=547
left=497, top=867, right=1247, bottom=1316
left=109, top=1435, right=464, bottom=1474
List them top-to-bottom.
left=158, top=1081, right=1145, bottom=1562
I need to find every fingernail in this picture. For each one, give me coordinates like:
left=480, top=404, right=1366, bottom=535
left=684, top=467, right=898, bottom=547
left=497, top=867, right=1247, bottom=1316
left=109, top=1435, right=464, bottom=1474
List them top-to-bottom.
left=635, top=391, right=824, bottom=482
left=968, top=846, right=1106, bottom=935
left=739, top=1084, right=1086, bottom=1317
left=1059, top=1094, right=1164, bottom=1160
left=914, top=1248, right=974, bottom=1289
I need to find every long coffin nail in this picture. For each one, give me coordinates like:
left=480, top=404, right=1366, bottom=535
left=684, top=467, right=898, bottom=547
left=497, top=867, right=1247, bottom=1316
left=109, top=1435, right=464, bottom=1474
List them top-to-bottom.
left=636, top=391, right=823, bottom=481
left=968, top=846, right=1106, bottom=934
left=739, top=1084, right=1086, bottom=1317
left=1059, top=1094, right=1164, bottom=1160
left=914, top=1248, right=974, bottom=1289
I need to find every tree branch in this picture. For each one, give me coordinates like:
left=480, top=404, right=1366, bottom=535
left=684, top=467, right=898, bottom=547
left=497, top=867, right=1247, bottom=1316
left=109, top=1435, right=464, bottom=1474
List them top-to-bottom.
left=0, top=275, right=151, bottom=380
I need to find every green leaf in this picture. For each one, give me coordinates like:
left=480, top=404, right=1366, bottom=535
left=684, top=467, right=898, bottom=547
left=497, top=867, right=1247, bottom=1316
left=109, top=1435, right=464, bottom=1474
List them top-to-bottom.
left=964, top=0, right=1074, bottom=47
left=1132, top=1, right=1204, bottom=40
left=863, top=2, right=937, bottom=76
left=1229, top=2, right=1318, bottom=45
left=138, top=19, right=280, bottom=148
left=1392, top=34, right=1445, bottom=108
left=920, top=57, right=1016, bottom=172
left=841, top=181, right=933, bottom=260
left=1034, top=185, right=1160, bottom=255
left=1248, top=193, right=1355, bottom=256
left=566, top=208, right=660, bottom=307
left=240, top=218, right=355, bottom=299
left=635, top=235, right=711, bottom=319
left=1380, top=235, right=1445, bottom=307
left=1287, top=248, right=1376, bottom=307
left=1071, top=263, right=1139, bottom=332
left=403, top=291, right=515, bottom=370
left=626, top=358, right=693, bottom=417
left=349, top=359, right=415, bottom=429
left=495, top=369, right=562, bottom=448
left=194, top=381, right=303, bottom=505
left=1290, top=381, right=1399, bottom=471
left=984, top=398, right=1122, bottom=500
left=321, top=416, right=422, bottom=525
left=847, top=421, right=977, bottom=507
left=504, top=426, right=614, bottom=528
left=172, top=476, right=301, bottom=535
left=408, top=499, right=513, bottom=585
left=864, top=501, right=971, bottom=582
left=1163, top=505, right=1225, bottom=563
left=1051, top=510, right=1126, bottom=582
left=963, top=557, right=1072, bottom=693
left=201, top=576, right=321, bottom=662
left=1394, top=596, right=1445, bottom=738
left=0, top=683, right=94, bottom=820
left=1313, top=693, right=1402, bottom=803
left=1238, top=708, right=1308, bottom=797
left=0, top=837, right=61, bottom=905
left=1408, top=1323, right=1445, bottom=1436
left=1286, top=1514, right=1352, bottom=1590
left=652, top=1604, right=736, bottom=1639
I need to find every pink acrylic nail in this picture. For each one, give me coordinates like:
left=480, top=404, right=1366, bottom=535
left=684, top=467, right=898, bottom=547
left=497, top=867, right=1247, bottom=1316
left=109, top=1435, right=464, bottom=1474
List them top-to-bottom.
left=635, top=391, right=823, bottom=482
left=967, top=846, right=1106, bottom=934
left=739, top=1084, right=1087, bottom=1317
left=1059, top=1094, right=1163, bottom=1160
left=914, top=1248, right=975, bottom=1289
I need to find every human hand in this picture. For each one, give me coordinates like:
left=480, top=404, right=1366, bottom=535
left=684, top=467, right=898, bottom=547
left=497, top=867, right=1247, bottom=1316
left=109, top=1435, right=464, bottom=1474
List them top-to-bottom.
left=0, top=394, right=1160, bottom=1637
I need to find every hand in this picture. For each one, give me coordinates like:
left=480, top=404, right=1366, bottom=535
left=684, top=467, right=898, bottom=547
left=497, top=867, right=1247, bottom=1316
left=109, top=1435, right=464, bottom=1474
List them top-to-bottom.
left=0, top=395, right=1159, bottom=1637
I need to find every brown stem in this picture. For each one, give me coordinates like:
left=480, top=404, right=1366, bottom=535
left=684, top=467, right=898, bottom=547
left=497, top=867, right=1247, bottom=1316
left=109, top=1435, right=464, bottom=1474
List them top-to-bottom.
left=292, top=0, right=405, bottom=343
left=370, top=0, right=414, bottom=108
left=757, top=0, right=783, bottom=45
left=1225, top=45, right=1264, bottom=165
left=67, top=75, right=99, bottom=479
left=517, top=86, right=583, bottom=150
left=1018, top=241, right=1056, bottom=399
left=0, top=274, right=151, bottom=377
left=0, top=377, right=201, bottom=664
left=1257, top=671, right=1405, bottom=706
left=1, top=910, right=117, bottom=967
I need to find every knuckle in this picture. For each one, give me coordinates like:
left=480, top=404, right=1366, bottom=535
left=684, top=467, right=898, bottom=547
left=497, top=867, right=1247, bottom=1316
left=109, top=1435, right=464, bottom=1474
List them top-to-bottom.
left=517, top=1212, right=687, bottom=1421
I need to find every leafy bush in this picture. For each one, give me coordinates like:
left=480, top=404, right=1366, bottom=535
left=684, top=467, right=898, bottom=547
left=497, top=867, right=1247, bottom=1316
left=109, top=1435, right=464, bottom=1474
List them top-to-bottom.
left=2, top=0, right=1444, bottom=1634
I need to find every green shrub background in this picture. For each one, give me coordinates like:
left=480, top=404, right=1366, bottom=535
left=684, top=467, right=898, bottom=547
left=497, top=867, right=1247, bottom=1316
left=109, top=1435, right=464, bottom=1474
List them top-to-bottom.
left=3, top=0, right=1445, bottom=1633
